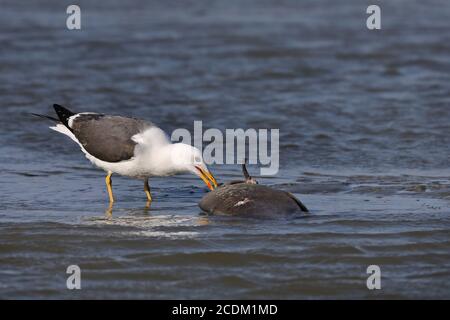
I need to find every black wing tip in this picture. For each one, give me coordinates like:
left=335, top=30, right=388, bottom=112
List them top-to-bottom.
left=53, top=103, right=73, bottom=113
left=53, top=104, right=75, bottom=128
left=31, top=113, right=59, bottom=122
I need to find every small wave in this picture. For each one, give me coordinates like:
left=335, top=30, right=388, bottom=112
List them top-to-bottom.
left=127, top=230, right=199, bottom=239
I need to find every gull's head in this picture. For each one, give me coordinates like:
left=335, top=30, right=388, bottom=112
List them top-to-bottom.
left=170, top=143, right=217, bottom=191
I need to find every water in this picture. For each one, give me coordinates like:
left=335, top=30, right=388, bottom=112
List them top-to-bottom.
left=1, top=0, right=450, bottom=299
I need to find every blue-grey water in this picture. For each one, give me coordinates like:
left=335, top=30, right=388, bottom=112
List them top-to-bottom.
left=1, top=0, right=450, bottom=299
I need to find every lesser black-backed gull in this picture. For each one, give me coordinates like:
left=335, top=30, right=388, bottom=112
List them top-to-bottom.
left=34, top=104, right=218, bottom=206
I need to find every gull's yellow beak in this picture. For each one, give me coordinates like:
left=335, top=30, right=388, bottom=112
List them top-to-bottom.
left=195, top=166, right=218, bottom=191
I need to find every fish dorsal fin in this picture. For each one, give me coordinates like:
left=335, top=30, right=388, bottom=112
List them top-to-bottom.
left=242, top=163, right=258, bottom=184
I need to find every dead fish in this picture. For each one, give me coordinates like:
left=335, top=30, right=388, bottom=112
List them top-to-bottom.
left=199, top=164, right=308, bottom=216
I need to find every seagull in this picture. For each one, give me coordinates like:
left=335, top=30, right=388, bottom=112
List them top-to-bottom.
left=33, top=104, right=218, bottom=206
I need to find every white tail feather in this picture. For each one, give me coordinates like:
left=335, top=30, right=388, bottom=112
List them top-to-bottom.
left=50, top=124, right=79, bottom=144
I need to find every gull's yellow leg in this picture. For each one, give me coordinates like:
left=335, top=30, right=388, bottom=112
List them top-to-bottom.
left=105, top=171, right=114, bottom=203
left=144, top=178, right=152, bottom=207
left=105, top=202, right=113, bottom=219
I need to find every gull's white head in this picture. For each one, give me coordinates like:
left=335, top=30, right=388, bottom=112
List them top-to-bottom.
left=170, top=143, right=217, bottom=190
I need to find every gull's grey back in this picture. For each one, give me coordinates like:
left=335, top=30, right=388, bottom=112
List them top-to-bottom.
left=71, top=114, right=153, bottom=163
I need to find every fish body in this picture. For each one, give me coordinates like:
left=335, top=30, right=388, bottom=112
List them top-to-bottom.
left=199, top=164, right=308, bottom=216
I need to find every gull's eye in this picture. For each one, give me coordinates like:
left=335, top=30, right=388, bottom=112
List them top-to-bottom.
left=194, top=156, right=201, bottom=163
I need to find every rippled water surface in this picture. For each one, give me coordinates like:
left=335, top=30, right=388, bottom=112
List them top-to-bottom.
left=1, top=0, right=450, bottom=299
